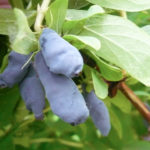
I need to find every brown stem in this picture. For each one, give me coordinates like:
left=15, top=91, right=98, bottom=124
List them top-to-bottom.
left=119, top=82, right=150, bottom=122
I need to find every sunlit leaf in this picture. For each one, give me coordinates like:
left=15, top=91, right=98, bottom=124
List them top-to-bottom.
left=45, top=0, right=68, bottom=34
left=87, top=0, right=150, bottom=12
left=11, top=9, right=38, bottom=54
left=80, top=14, right=150, bottom=86
left=63, top=34, right=100, bottom=51
left=91, top=69, right=108, bottom=99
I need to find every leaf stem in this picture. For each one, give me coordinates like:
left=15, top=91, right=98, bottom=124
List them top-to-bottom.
left=34, top=0, right=51, bottom=32
left=119, top=10, right=127, bottom=19
left=119, top=82, right=150, bottom=122
left=18, top=107, right=50, bottom=129
left=30, top=138, right=83, bottom=148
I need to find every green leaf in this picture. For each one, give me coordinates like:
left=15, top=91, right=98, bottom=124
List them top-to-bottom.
left=9, top=0, right=24, bottom=9
left=30, top=0, right=42, bottom=10
left=45, top=0, right=68, bottom=34
left=68, top=0, right=89, bottom=9
left=86, top=0, right=150, bottom=12
left=63, top=5, right=104, bottom=35
left=66, top=5, right=104, bottom=21
left=0, top=9, right=36, bottom=39
left=0, top=9, right=17, bottom=36
left=11, top=9, right=38, bottom=54
left=25, top=10, right=37, bottom=27
left=128, top=11, right=150, bottom=27
left=79, top=14, right=150, bottom=86
left=142, top=25, right=150, bottom=35
left=63, top=34, right=100, bottom=51
left=0, top=36, right=9, bottom=68
left=88, top=51, right=123, bottom=81
left=0, top=53, right=8, bottom=73
left=83, top=65, right=93, bottom=93
left=91, top=69, right=108, bottom=99
left=0, top=87, right=20, bottom=127
left=107, top=91, right=132, bottom=113
left=134, top=91, right=150, bottom=98
left=14, top=100, right=29, bottom=123
left=110, top=108, right=122, bottom=138
left=0, top=134, right=15, bottom=150
left=13, top=136, right=30, bottom=148
left=123, top=141, right=150, bottom=150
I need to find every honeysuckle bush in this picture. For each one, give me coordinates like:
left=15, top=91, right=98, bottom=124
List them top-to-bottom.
left=1, top=0, right=150, bottom=149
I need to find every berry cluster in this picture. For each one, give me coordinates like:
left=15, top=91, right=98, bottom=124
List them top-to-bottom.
left=0, top=28, right=111, bottom=136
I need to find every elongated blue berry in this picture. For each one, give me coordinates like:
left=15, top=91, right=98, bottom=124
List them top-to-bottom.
left=40, top=28, right=83, bottom=78
left=0, top=51, right=30, bottom=88
left=34, top=52, right=89, bottom=125
left=19, top=65, right=45, bottom=120
left=85, top=91, right=111, bottom=136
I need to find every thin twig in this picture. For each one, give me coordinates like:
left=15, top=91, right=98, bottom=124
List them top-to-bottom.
left=34, top=0, right=51, bottom=32
left=119, top=82, right=150, bottom=122
left=18, top=107, right=50, bottom=129
left=30, top=138, right=83, bottom=148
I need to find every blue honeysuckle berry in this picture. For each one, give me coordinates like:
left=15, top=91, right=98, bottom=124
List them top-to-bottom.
left=40, top=28, right=83, bottom=78
left=0, top=51, right=31, bottom=88
left=34, top=52, right=89, bottom=125
left=19, top=64, right=45, bottom=120
left=85, top=91, right=111, bottom=136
